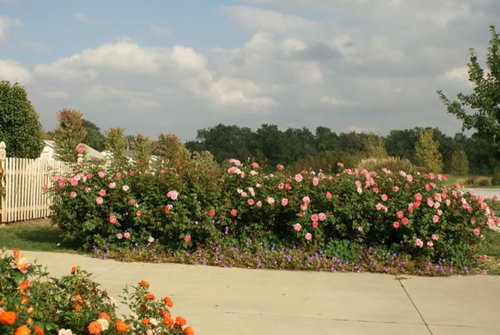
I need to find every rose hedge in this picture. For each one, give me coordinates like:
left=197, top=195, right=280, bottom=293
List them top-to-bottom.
left=47, top=158, right=499, bottom=267
left=0, top=249, right=194, bottom=335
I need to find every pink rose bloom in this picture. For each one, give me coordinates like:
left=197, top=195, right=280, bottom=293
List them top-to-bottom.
left=76, top=145, right=86, bottom=154
left=251, top=162, right=259, bottom=168
left=337, top=162, right=344, bottom=167
left=276, top=164, right=284, bottom=170
left=250, top=170, right=258, bottom=176
left=98, top=171, right=106, bottom=178
left=128, top=171, right=134, bottom=176
left=115, top=172, right=122, bottom=179
left=86, top=173, right=94, bottom=179
left=294, top=174, right=303, bottom=183
left=406, top=174, right=413, bottom=182
left=312, top=177, right=319, bottom=186
left=69, top=179, right=78, bottom=186
left=354, top=180, right=362, bottom=188
left=108, top=182, right=116, bottom=189
left=277, top=183, right=284, bottom=190
left=285, top=183, right=292, bottom=190
left=41, top=184, right=48, bottom=191
left=425, top=184, right=432, bottom=191
left=122, top=185, right=130, bottom=192
left=392, top=186, right=399, bottom=192
left=84, top=187, right=91, bottom=193
left=372, top=187, right=380, bottom=194
left=98, top=189, right=106, bottom=196
left=167, top=190, right=179, bottom=200
left=70, top=191, right=77, bottom=198
left=325, top=191, right=332, bottom=199
left=414, top=193, right=422, bottom=201
left=381, top=194, right=388, bottom=201
left=493, top=195, right=498, bottom=201
left=302, top=196, right=310, bottom=204
left=95, top=197, right=104, bottom=205
left=266, top=197, right=275, bottom=205
left=128, top=198, right=136, bottom=205
left=281, top=198, right=288, bottom=206
left=427, top=198, right=435, bottom=207
left=247, top=199, right=255, bottom=206
left=256, top=201, right=262, bottom=207
left=300, top=203, right=308, bottom=211
left=376, top=203, right=384, bottom=211
left=163, top=204, right=173, bottom=213
left=208, top=209, right=216, bottom=216
left=230, top=209, right=238, bottom=217
left=136, top=210, right=143, bottom=216
left=396, top=211, right=404, bottom=219
left=318, top=213, right=326, bottom=221
left=310, top=214, right=319, bottom=222
left=109, top=215, right=117, bottom=223
left=432, top=215, right=439, bottom=223
left=401, top=217, right=409, bottom=225
left=470, top=218, right=476, bottom=225
left=312, top=221, right=318, bottom=228
left=393, top=221, right=400, bottom=228
left=293, top=223, right=302, bottom=231
left=357, top=226, right=363, bottom=232
left=473, top=228, right=480, bottom=236
left=124, top=232, right=131, bottom=239
left=116, top=233, right=123, bottom=239
left=305, top=233, right=312, bottom=240
left=431, top=234, right=439, bottom=240
left=184, top=235, right=191, bottom=242
left=415, top=239, right=424, bottom=248
left=427, top=241, right=434, bottom=247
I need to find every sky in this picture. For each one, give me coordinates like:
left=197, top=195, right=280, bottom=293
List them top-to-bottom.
left=0, top=0, right=498, bottom=141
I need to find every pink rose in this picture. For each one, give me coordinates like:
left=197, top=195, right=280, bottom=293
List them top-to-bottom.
left=76, top=145, right=86, bottom=154
left=251, top=162, right=259, bottom=168
left=337, top=162, right=344, bottom=167
left=276, top=164, right=284, bottom=170
left=98, top=171, right=106, bottom=178
left=115, top=172, right=122, bottom=179
left=86, top=173, right=94, bottom=179
left=294, top=174, right=303, bottom=182
left=312, top=177, right=319, bottom=186
left=69, top=179, right=78, bottom=186
left=108, top=182, right=116, bottom=189
left=277, top=183, right=284, bottom=190
left=41, top=184, right=48, bottom=191
left=122, top=185, right=130, bottom=192
left=84, top=187, right=91, bottom=193
left=98, top=189, right=106, bottom=197
left=167, top=190, right=179, bottom=200
left=70, top=191, right=77, bottom=198
left=325, top=192, right=332, bottom=199
left=414, top=193, right=422, bottom=201
left=381, top=194, right=388, bottom=201
left=302, top=196, right=310, bottom=204
left=96, top=197, right=104, bottom=205
left=266, top=197, right=275, bottom=205
left=128, top=198, right=136, bottom=205
left=281, top=198, right=288, bottom=206
left=247, top=199, right=255, bottom=206
left=256, top=201, right=262, bottom=207
left=300, top=203, right=308, bottom=211
left=376, top=203, right=384, bottom=211
left=163, top=204, right=173, bottom=213
left=208, top=209, right=216, bottom=216
left=230, top=209, right=238, bottom=217
left=136, top=210, right=143, bottom=216
left=396, top=211, right=404, bottom=219
left=318, top=213, right=326, bottom=221
left=310, top=214, right=319, bottom=222
left=109, top=215, right=117, bottom=223
left=432, top=215, right=439, bottom=223
left=401, top=217, right=409, bottom=225
left=312, top=221, right=318, bottom=228
left=393, top=221, right=400, bottom=228
left=293, top=223, right=302, bottom=231
left=473, top=228, right=480, bottom=236
left=124, top=232, right=131, bottom=239
left=116, top=233, right=123, bottom=239
left=305, top=233, right=312, bottom=240
left=432, top=234, right=439, bottom=240
left=183, top=235, right=191, bottom=242
left=415, top=238, right=424, bottom=248
left=427, top=241, right=434, bottom=247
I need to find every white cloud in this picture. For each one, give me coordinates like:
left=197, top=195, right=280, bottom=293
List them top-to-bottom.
left=74, top=13, right=89, bottom=23
left=0, top=16, right=20, bottom=41
left=170, top=46, right=206, bottom=71
left=0, top=59, right=32, bottom=83
left=438, top=66, right=469, bottom=82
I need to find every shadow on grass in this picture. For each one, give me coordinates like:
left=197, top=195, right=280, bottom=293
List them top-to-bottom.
left=0, top=226, right=80, bottom=253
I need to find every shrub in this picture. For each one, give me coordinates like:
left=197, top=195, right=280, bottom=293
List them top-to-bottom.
left=449, top=150, right=469, bottom=176
left=356, top=156, right=415, bottom=173
left=460, top=176, right=492, bottom=186
left=0, top=249, right=194, bottom=335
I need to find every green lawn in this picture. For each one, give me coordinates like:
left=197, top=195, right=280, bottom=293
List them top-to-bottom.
left=0, top=224, right=79, bottom=253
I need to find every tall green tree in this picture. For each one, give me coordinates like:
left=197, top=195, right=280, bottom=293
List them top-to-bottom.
left=437, top=25, right=500, bottom=163
left=0, top=81, right=44, bottom=158
left=53, top=109, right=87, bottom=162
left=82, top=119, right=106, bottom=151
left=104, top=128, right=128, bottom=161
left=415, top=129, right=444, bottom=173
left=132, top=134, right=153, bottom=166
left=363, top=134, right=388, bottom=159
left=449, top=150, right=469, bottom=176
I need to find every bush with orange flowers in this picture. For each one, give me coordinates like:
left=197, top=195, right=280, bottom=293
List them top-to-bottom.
left=0, top=249, right=194, bottom=335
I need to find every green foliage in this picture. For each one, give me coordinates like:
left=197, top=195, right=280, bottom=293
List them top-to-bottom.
left=438, top=25, right=500, bottom=163
left=0, top=81, right=44, bottom=158
left=54, top=109, right=87, bottom=162
left=82, top=119, right=106, bottom=151
left=104, top=128, right=128, bottom=162
left=415, top=129, right=444, bottom=173
left=154, top=133, right=190, bottom=164
left=131, top=134, right=152, bottom=168
left=363, top=134, right=388, bottom=159
left=449, top=150, right=469, bottom=176
left=356, top=156, right=415, bottom=173
left=492, top=169, right=500, bottom=185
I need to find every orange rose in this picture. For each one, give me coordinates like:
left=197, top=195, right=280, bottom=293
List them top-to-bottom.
left=13, top=249, right=30, bottom=274
left=71, top=266, right=79, bottom=274
left=138, top=280, right=150, bottom=288
left=19, top=281, right=30, bottom=291
left=144, top=294, right=155, bottom=300
left=20, top=297, right=29, bottom=305
left=163, top=297, right=174, bottom=307
left=72, top=304, right=82, bottom=312
left=27, top=307, right=35, bottom=314
left=0, top=311, right=18, bottom=325
left=98, top=312, right=111, bottom=321
left=163, top=314, right=174, bottom=325
left=175, top=316, right=187, bottom=326
left=141, top=318, right=150, bottom=325
left=115, top=320, right=131, bottom=332
left=87, top=321, right=102, bottom=334
left=14, top=325, right=31, bottom=335
left=34, top=325, right=44, bottom=335
left=184, top=327, right=195, bottom=335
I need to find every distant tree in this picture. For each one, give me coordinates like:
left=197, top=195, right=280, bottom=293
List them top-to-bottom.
left=437, top=25, right=500, bottom=163
left=0, top=81, right=44, bottom=158
left=53, top=109, right=87, bottom=162
left=82, top=119, right=106, bottom=151
left=255, top=124, right=288, bottom=166
left=314, top=126, right=338, bottom=152
left=283, top=127, right=317, bottom=163
left=104, top=128, right=128, bottom=161
left=385, top=129, right=420, bottom=160
left=415, top=129, right=444, bottom=173
left=154, top=133, right=190, bottom=163
left=132, top=134, right=153, bottom=166
left=363, top=134, right=388, bottom=159
left=449, top=150, right=469, bottom=176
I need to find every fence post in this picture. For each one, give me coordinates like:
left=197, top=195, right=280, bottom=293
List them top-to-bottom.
left=0, top=141, right=6, bottom=223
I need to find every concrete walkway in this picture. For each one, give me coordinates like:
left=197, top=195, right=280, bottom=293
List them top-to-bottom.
left=20, top=251, right=500, bottom=335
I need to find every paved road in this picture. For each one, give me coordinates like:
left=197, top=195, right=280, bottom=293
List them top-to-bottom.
left=464, top=188, right=500, bottom=199
left=18, top=250, right=500, bottom=335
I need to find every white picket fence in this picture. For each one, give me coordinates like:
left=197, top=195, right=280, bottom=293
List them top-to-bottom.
left=0, top=142, right=68, bottom=223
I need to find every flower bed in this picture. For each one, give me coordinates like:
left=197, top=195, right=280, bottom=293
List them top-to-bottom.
left=46, top=157, right=499, bottom=269
left=0, top=249, right=194, bottom=335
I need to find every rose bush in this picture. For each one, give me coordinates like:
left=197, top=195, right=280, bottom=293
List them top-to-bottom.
left=47, top=155, right=499, bottom=267
left=0, top=249, right=194, bottom=335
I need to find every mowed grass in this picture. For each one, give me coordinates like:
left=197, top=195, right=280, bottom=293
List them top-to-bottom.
left=0, top=219, right=79, bottom=253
